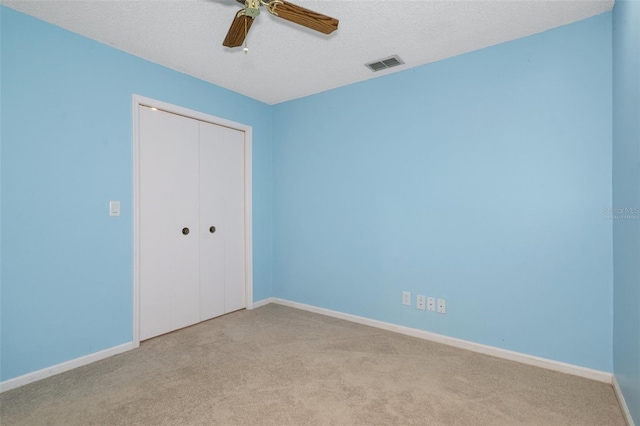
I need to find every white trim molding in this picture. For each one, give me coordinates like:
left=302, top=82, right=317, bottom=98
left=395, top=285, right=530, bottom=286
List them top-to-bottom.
left=131, top=94, right=254, bottom=343
left=243, top=126, right=254, bottom=309
left=250, top=297, right=275, bottom=309
left=269, top=298, right=613, bottom=384
left=0, top=342, right=135, bottom=393
left=613, top=375, right=636, bottom=426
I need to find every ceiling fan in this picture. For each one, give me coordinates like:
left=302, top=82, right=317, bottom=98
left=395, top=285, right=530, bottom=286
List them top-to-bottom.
left=223, top=0, right=339, bottom=48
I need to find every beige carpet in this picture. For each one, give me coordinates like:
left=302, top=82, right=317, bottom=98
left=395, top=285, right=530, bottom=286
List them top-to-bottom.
left=0, top=304, right=626, bottom=425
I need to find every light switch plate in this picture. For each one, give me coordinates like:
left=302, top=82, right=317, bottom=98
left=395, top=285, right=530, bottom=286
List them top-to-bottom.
left=109, top=201, right=121, bottom=217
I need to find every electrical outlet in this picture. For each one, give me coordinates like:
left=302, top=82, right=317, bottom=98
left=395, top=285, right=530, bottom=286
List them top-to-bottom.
left=402, top=291, right=411, bottom=306
left=417, top=295, right=426, bottom=310
left=427, top=297, right=435, bottom=312
left=437, top=298, right=446, bottom=314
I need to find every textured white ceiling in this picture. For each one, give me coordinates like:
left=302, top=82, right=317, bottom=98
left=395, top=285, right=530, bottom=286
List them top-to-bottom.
left=3, top=0, right=613, bottom=105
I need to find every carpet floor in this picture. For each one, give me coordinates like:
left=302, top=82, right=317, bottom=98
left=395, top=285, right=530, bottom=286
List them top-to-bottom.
left=0, top=304, right=626, bottom=425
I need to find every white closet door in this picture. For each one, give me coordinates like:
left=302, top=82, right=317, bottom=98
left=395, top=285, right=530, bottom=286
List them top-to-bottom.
left=139, top=107, right=201, bottom=340
left=199, top=122, right=246, bottom=318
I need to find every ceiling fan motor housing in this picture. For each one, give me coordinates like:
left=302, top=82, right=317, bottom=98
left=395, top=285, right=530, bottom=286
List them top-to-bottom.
left=244, top=8, right=260, bottom=18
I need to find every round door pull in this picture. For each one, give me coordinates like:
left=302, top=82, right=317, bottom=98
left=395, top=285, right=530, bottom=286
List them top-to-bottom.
left=209, top=226, right=216, bottom=234
left=182, top=227, right=190, bottom=235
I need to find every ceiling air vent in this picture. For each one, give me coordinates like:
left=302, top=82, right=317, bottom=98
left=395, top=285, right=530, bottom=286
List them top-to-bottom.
left=365, top=55, right=405, bottom=72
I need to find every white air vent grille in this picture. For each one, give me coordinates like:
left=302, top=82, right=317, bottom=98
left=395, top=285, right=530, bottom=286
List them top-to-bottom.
left=365, top=55, right=405, bottom=72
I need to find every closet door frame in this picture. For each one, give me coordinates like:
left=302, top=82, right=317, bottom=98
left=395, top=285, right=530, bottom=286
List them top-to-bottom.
left=131, top=94, right=253, bottom=346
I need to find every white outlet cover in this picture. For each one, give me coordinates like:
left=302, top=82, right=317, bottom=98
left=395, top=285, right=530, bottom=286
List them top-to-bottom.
left=402, top=291, right=411, bottom=306
left=417, top=295, right=426, bottom=310
left=427, top=297, right=435, bottom=312
left=437, top=299, right=446, bottom=314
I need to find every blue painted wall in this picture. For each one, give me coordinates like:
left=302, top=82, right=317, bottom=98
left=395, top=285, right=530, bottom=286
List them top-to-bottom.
left=613, top=0, right=640, bottom=423
left=0, top=4, right=623, bottom=387
left=0, top=6, right=273, bottom=381
left=272, top=13, right=613, bottom=372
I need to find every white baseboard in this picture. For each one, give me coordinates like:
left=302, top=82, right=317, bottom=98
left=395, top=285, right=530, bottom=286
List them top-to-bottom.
left=2, top=297, right=272, bottom=392
left=250, top=297, right=275, bottom=309
left=270, top=298, right=613, bottom=384
left=1, top=300, right=616, bottom=395
left=0, top=342, right=137, bottom=393
left=613, top=375, right=636, bottom=426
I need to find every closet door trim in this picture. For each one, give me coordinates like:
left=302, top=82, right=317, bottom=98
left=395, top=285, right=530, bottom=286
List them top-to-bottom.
left=131, top=94, right=253, bottom=346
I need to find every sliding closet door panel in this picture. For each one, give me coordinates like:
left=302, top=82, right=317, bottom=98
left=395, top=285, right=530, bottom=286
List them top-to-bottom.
left=139, top=107, right=201, bottom=340
left=198, top=122, right=226, bottom=321
left=199, top=122, right=246, bottom=316
left=221, top=127, right=246, bottom=312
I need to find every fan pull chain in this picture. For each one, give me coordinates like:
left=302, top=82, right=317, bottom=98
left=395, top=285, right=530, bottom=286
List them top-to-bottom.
left=243, top=16, right=249, bottom=54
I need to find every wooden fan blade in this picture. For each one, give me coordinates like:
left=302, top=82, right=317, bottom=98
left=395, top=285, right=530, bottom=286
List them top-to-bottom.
left=269, top=1, right=338, bottom=35
left=223, top=13, right=255, bottom=47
